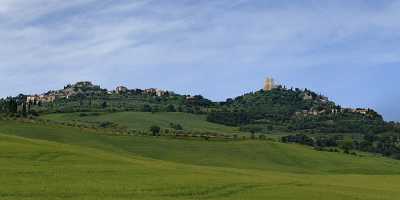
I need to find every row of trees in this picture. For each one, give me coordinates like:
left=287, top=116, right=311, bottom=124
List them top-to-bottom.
left=0, top=97, right=41, bottom=118
left=0, top=98, right=18, bottom=113
left=141, top=103, right=207, bottom=114
left=207, top=111, right=252, bottom=126
left=282, top=132, right=400, bottom=159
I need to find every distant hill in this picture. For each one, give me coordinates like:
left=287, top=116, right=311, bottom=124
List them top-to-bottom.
left=0, top=81, right=393, bottom=134
left=207, top=87, right=385, bottom=134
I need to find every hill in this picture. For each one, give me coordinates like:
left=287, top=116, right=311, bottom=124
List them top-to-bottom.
left=1, top=81, right=399, bottom=159
left=1, top=81, right=389, bottom=135
left=207, top=88, right=385, bottom=133
left=40, top=112, right=241, bottom=134
left=1, top=120, right=400, bottom=199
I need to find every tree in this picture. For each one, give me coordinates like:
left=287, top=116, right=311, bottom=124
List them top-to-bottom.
left=8, top=99, right=18, bottom=113
left=101, top=101, right=108, bottom=109
left=27, top=102, right=31, bottom=113
left=22, top=103, right=27, bottom=117
left=142, top=104, right=152, bottom=112
left=166, top=104, right=176, bottom=112
left=170, top=123, right=183, bottom=130
left=150, top=125, right=161, bottom=136
left=341, top=140, right=354, bottom=153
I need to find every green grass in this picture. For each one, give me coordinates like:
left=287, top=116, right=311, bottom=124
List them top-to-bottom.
left=41, top=112, right=241, bottom=133
left=1, top=120, right=400, bottom=199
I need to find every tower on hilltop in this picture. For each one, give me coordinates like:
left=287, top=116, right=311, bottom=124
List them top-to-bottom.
left=264, top=77, right=275, bottom=91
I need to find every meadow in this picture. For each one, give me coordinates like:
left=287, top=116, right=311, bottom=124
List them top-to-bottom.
left=40, top=112, right=241, bottom=133
left=1, top=118, right=400, bottom=199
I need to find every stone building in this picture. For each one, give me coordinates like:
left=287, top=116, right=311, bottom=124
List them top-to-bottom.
left=264, top=77, right=276, bottom=91
left=116, top=86, right=128, bottom=94
left=144, top=88, right=157, bottom=95
left=156, top=89, right=168, bottom=97
left=303, top=92, right=313, bottom=100
left=26, top=95, right=56, bottom=104
left=353, top=108, right=369, bottom=115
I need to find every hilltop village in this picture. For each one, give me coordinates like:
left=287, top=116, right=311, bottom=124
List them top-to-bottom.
left=0, top=77, right=394, bottom=153
left=263, top=77, right=370, bottom=117
left=24, top=79, right=371, bottom=118
left=26, top=81, right=173, bottom=104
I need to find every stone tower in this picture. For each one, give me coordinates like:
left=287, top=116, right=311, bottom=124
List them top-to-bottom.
left=264, top=77, right=275, bottom=91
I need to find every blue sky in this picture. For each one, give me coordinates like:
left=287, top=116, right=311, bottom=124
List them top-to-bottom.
left=0, top=0, right=399, bottom=121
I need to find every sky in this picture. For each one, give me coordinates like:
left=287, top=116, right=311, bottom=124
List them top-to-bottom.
left=0, top=0, right=399, bottom=121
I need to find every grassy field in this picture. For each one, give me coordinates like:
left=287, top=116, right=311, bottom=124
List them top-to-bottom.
left=41, top=112, right=241, bottom=133
left=1, top=120, right=400, bottom=199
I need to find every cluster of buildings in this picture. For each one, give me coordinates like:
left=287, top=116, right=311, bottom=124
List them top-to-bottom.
left=26, top=81, right=171, bottom=104
left=27, top=81, right=105, bottom=104
left=114, top=86, right=170, bottom=97
left=26, top=95, right=56, bottom=104
left=296, top=108, right=370, bottom=117
left=349, top=108, right=370, bottom=115
left=296, top=109, right=327, bottom=117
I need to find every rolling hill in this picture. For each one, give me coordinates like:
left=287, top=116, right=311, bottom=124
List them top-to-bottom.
left=40, top=112, right=241, bottom=133
left=1, top=120, right=400, bottom=199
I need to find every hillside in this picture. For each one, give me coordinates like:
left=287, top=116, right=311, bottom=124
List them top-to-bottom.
left=0, top=81, right=388, bottom=134
left=1, top=81, right=399, bottom=159
left=2, top=81, right=388, bottom=135
left=12, top=81, right=215, bottom=114
left=207, top=88, right=385, bottom=134
left=40, top=112, right=241, bottom=134
left=1, top=120, right=400, bottom=199
left=1, top=120, right=399, bottom=174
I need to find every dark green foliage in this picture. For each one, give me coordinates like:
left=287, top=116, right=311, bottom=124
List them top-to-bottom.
left=207, top=88, right=385, bottom=134
left=185, top=95, right=214, bottom=107
left=0, top=98, right=20, bottom=114
left=101, top=101, right=108, bottom=109
left=22, top=103, right=27, bottom=117
left=142, top=104, right=152, bottom=112
left=166, top=104, right=176, bottom=112
left=207, top=111, right=252, bottom=126
left=99, top=121, right=119, bottom=129
left=169, top=123, right=183, bottom=130
left=239, top=124, right=264, bottom=133
left=150, top=125, right=161, bottom=136
left=282, top=131, right=400, bottom=160
left=282, top=134, right=314, bottom=146
left=315, top=136, right=338, bottom=147
left=340, top=140, right=355, bottom=152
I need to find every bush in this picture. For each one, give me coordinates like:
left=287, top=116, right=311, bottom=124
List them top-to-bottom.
left=142, top=104, right=152, bottom=112
left=166, top=104, right=176, bottom=112
left=207, top=111, right=252, bottom=126
left=79, top=113, right=88, bottom=117
left=99, top=121, right=118, bottom=129
left=170, top=123, right=183, bottom=130
left=240, top=124, right=263, bottom=133
left=150, top=125, right=161, bottom=136
left=258, top=134, right=266, bottom=140
left=281, top=134, right=314, bottom=146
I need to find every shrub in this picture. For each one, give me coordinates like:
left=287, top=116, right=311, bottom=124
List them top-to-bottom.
left=170, top=123, right=183, bottom=130
left=150, top=125, right=161, bottom=136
